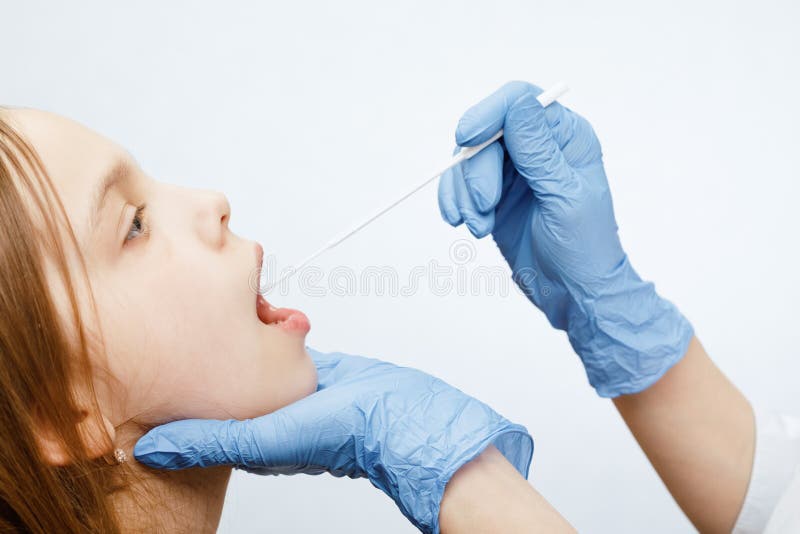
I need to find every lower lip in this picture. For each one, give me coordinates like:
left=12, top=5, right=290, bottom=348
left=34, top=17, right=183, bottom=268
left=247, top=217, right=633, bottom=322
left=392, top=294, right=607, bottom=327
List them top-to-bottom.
left=256, top=294, right=311, bottom=335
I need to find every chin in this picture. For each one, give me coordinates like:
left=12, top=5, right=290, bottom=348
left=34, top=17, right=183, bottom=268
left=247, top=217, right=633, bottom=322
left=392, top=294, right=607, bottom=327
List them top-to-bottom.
left=256, top=347, right=317, bottom=418
left=294, top=347, right=318, bottom=399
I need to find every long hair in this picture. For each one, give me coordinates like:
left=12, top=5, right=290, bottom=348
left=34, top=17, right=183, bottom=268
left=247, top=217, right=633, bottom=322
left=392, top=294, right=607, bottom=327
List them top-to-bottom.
left=0, top=111, right=121, bottom=532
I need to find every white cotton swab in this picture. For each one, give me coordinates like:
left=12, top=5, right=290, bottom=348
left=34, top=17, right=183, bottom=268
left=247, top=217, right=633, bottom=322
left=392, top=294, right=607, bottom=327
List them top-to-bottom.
left=265, top=81, right=569, bottom=291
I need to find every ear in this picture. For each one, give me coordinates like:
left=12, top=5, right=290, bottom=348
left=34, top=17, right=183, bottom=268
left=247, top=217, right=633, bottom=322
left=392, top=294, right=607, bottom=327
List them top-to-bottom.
left=35, top=409, right=116, bottom=466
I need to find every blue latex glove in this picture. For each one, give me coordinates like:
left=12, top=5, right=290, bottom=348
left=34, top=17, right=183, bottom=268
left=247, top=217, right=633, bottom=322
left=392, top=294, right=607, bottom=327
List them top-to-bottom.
left=438, top=81, right=693, bottom=397
left=134, top=348, right=533, bottom=534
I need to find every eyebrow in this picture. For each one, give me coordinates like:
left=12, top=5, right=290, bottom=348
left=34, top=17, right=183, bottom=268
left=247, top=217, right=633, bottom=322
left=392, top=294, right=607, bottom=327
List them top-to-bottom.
left=88, top=158, right=133, bottom=239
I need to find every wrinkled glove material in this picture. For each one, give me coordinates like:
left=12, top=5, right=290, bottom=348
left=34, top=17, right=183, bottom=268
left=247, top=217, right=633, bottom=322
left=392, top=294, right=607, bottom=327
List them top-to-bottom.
left=438, top=81, right=693, bottom=397
left=135, top=348, right=533, bottom=534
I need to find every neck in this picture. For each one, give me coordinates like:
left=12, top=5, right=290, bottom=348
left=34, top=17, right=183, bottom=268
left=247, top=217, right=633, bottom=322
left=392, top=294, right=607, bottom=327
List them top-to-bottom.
left=111, top=422, right=231, bottom=533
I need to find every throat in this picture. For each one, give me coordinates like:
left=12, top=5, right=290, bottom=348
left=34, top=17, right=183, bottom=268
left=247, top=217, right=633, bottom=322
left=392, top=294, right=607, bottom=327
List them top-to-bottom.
left=110, top=422, right=232, bottom=533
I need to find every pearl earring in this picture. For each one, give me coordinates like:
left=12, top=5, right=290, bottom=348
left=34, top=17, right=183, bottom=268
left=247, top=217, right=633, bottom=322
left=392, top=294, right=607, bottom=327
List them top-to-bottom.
left=113, top=448, right=128, bottom=464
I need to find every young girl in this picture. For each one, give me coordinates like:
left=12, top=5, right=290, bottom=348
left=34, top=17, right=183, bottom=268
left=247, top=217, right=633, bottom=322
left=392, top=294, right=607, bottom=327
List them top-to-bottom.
left=0, top=106, right=537, bottom=534
left=0, top=107, right=318, bottom=531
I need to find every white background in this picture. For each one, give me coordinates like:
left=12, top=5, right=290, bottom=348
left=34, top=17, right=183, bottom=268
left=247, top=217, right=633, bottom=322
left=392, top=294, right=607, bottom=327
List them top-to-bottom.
left=3, top=1, right=799, bottom=532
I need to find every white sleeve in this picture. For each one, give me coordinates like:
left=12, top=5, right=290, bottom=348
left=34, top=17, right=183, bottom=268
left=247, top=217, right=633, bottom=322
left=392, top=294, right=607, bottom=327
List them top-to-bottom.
left=732, top=411, right=800, bottom=534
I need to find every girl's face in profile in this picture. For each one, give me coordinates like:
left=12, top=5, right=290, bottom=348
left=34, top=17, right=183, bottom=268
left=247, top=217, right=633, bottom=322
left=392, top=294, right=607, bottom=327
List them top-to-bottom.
left=10, top=109, right=317, bottom=428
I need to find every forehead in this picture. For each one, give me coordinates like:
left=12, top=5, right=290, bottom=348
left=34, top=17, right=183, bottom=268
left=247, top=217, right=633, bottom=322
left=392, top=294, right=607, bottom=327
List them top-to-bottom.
left=7, top=108, right=126, bottom=188
left=4, top=109, right=130, bottom=236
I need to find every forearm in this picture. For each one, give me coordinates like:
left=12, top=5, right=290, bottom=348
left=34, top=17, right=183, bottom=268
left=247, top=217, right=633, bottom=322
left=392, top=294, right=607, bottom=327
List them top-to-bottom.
left=613, top=336, right=755, bottom=533
left=439, top=445, right=575, bottom=533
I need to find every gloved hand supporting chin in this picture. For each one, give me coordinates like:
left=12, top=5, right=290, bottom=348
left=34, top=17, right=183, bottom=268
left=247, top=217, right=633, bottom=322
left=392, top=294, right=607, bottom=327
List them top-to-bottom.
left=134, top=348, right=533, bottom=534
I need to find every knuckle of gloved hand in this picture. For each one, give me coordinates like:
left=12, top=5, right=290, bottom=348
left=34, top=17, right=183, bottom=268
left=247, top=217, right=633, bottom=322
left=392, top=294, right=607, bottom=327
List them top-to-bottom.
left=503, top=80, right=541, bottom=98
left=574, top=115, right=595, bottom=138
left=466, top=217, right=489, bottom=238
left=392, top=365, right=423, bottom=387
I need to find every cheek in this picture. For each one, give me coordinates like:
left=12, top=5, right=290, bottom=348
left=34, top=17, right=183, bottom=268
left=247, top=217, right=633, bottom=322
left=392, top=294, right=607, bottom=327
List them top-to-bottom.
left=94, top=243, right=317, bottom=423
left=96, top=283, right=317, bottom=423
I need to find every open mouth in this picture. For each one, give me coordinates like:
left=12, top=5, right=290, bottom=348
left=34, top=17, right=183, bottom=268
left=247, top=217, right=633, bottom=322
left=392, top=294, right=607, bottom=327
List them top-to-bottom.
left=254, top=243, right=311, bottom=335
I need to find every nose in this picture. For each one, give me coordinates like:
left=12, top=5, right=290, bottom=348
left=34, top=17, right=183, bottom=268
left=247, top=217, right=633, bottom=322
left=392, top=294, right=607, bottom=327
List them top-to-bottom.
left=194, top=190, right=231, bottom=248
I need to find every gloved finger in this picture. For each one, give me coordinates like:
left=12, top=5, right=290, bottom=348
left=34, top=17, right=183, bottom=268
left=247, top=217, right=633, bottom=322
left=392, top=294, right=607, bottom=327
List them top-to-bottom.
left=455, top=80, right=547, bottom=147
left=456, top=81, right=582, bottom=157
left=456, top=81, right=581, bottom=152
left=457, top=81, right=576, bottom=200
left=457, top=81, right=594, bottom=169
left=455, top=88, right=509, bottom=147
left=543, top=103, right=600, bottom=169
left=461, top=140, right=503, bottom=213
left=451, top=162, right=495, bottom=238
left=438, top=167, right=463, bottom=226
left=308, top=348, right=388, bottom=390
left=135, top=408, right=333, bottom=472
left=134, top=418, right=258, bottom=469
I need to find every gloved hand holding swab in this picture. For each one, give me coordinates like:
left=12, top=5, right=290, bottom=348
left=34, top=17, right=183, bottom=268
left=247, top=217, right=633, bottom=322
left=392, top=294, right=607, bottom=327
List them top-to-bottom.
left=264, top=81, right=569, bottom=292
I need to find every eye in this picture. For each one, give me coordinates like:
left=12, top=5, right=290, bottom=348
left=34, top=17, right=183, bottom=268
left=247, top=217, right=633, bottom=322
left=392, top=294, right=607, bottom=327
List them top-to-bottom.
left=125, top=204, right=149, bottom=243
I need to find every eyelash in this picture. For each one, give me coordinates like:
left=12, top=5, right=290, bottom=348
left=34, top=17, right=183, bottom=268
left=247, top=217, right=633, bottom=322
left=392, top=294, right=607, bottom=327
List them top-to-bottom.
left=125, top=203, right=149, bottom=243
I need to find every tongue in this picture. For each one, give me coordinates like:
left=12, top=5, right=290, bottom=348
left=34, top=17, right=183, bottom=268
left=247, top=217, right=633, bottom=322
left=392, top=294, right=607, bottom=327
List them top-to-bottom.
left=257, top=294, right=297, bottom=325
left=257, top=294, right=276, bottom=324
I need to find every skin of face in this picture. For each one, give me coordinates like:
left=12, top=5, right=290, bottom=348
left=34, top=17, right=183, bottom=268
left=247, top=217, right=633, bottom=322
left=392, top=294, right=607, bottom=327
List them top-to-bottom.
left=8, top=108, right=317, bottom=428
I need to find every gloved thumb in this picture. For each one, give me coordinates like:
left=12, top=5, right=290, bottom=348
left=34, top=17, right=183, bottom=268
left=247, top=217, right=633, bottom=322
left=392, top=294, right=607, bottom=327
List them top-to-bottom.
left=456, top=81, right=577, bottom=201
left=134, top=417, right=274, bottom=470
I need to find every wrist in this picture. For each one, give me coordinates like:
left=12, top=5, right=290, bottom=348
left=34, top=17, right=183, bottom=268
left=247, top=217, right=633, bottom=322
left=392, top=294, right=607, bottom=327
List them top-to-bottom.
left=565, top=257, right=694, bottom=397
left=373, top=425, right=532, bottom=534
left=440, top=446, right=575, bottom=533
left=440, top=446, right=525, bottom=533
